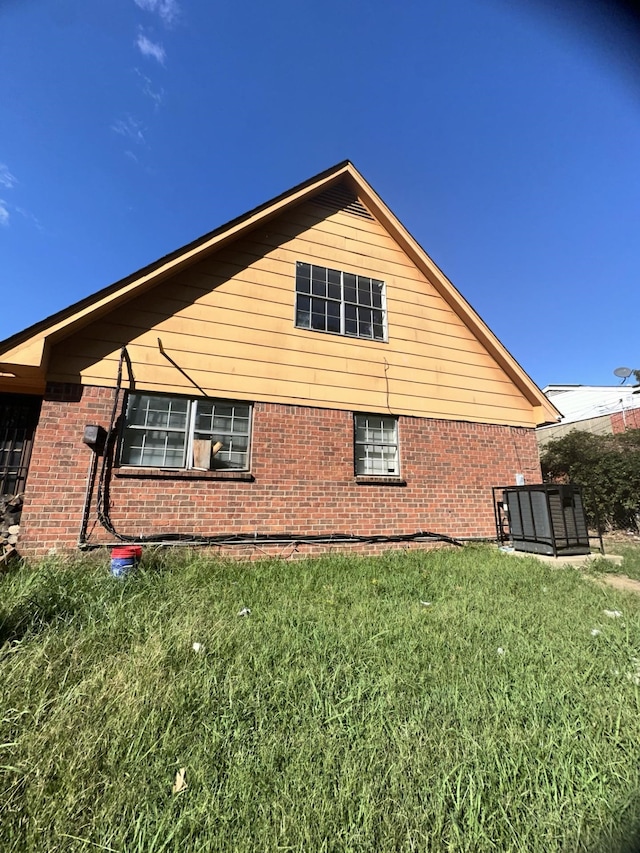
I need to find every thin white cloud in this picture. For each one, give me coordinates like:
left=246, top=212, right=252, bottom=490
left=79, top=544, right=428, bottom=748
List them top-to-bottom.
left=133, top=0, right=180, bottom=26
left=136, top=34, right=166, bottom=64
left=135, top=68, right=164, bottom=107
left=111, top=115, right=146, bottom=144
left=0, top=164, right=17, bottom=189
left=0, top=200, right=9, bottom=226
left=15, top=206, right=43, bottom=231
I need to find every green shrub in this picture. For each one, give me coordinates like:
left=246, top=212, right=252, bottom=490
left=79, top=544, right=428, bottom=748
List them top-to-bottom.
left=541, top=429, right=640, bottom=530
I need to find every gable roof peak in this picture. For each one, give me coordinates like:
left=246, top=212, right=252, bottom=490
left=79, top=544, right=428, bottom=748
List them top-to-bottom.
left=0, top=160, right=559, bottom=425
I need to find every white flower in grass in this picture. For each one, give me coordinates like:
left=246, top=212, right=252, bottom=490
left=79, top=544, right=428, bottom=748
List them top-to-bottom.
left=237, top=607, right=251, bottom=617
left=590, top=629, right=601, bottom=637
left=192, top=642, right=203, bottom=653
left=497, top=647, right=505, bottom=656
left=623, top=657, right=640, bottom=686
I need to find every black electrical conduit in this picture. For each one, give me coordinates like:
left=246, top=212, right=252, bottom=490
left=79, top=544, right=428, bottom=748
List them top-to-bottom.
left=79, top=346, right=462, bottom=550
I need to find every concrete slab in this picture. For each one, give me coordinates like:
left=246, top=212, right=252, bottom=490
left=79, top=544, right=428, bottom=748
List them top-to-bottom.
left=497, top=547, right=624, bottom=569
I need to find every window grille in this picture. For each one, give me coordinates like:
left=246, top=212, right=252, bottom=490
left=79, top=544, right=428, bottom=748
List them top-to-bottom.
left=295, top=262, right=386, bottom=341
left=0, top=394, right=41, bottom=496
left=120, top=394, right=251, bottom=470
left=354, top=414, right=399, bottom=476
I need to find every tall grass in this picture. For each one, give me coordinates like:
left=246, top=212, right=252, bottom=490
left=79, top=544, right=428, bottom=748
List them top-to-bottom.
left=2, top=545, right=640, bottom=851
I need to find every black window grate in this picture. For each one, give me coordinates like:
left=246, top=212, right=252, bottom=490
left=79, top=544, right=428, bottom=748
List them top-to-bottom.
left=0, top=395, right=42, bottom=497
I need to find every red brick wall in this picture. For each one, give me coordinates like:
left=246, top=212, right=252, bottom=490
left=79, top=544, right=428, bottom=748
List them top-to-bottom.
left=19, top=383, right=542, bottom=556
left=611, top=408, right=640, bottom=433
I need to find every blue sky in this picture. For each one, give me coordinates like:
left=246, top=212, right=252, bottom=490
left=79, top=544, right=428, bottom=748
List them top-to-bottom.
left=1, top=0, right=639, bottom=389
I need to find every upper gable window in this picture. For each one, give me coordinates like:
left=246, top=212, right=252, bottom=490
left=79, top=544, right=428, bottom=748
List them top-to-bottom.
left=295, top=262, right=386, bottom=341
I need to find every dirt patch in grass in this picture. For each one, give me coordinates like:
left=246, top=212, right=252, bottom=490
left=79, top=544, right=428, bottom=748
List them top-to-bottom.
left=594, top=573, right=640, bottom=595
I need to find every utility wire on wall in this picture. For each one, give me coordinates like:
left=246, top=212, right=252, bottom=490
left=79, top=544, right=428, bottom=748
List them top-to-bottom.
left=83, top=346, right=463, bottom=550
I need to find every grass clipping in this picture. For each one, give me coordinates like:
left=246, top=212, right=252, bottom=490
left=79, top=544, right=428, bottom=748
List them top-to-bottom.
left=2, top=545, right=640, bottom=852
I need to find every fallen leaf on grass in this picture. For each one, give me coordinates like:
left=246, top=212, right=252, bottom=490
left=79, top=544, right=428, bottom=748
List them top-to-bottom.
left=172, top=767, right=187, bottom=795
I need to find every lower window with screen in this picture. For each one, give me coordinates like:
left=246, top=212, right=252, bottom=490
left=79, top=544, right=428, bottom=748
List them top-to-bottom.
left=119, top=393, right=252, bottom=470
left=354, top=414, right=399, bottom=476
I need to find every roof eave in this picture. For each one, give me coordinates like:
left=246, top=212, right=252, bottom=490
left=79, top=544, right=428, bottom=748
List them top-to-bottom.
left=0, top=159, right=557, bottom=424
left=0, top=160, right=354, bottom=376
left=341, top=166, right=560, bottom=425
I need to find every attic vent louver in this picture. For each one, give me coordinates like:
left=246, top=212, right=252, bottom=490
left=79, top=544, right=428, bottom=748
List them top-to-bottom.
left=312, top=184, right=374, bottom=221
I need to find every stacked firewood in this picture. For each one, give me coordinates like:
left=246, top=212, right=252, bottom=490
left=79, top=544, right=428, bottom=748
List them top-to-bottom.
left=1, top=493, right=23, bottom=556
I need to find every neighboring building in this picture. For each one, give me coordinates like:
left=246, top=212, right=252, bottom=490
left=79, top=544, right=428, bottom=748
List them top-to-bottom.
left=0, top=161, right=559, bottom=557
left=537, top=385, right=640, bottom=447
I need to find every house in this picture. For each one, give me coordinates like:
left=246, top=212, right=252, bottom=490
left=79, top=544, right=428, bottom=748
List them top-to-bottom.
left=0, top=161, right=559, bottom=558
left=537, top=385, right=640, bottom=447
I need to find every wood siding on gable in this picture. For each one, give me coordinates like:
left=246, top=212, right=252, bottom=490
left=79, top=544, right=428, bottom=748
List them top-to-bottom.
left=47, top=199, right=538, bottom=427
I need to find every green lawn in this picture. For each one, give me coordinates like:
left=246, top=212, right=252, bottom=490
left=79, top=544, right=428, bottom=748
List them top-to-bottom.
left=2, top=545, right=640, bottom=852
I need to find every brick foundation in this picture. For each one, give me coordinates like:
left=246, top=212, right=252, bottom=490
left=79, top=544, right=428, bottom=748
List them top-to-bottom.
left=19, top=384, right=542, bottom=557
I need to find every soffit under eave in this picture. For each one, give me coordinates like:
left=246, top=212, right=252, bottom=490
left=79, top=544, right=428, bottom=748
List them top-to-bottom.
left=0, top=362, right=46, bottom=395
left=532, top=405, right=562, bottom=428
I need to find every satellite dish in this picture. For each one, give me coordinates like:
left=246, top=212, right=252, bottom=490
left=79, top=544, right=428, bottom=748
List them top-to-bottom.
left=614, top=366, right=632, bottom=384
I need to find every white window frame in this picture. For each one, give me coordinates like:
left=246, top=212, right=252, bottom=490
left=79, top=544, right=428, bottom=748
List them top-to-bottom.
left=295, top=262, right=387, bottom=341
left=119, top=393, right=252, bottom=471
left=354, top=414, right=399, bottom=476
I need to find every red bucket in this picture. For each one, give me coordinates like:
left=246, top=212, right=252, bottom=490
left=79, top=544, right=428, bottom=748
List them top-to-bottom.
left=110, top=545, right=142, bottom=577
